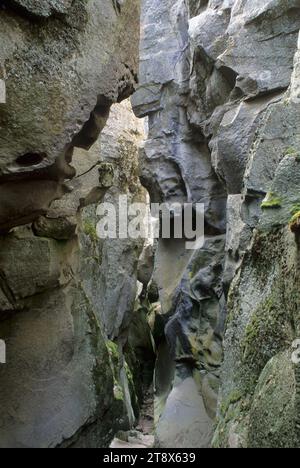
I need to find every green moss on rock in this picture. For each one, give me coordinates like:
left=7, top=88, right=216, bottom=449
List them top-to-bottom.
left=285, top=147, right=297, bottom=156
left=261, top=192, right=282, bottom=209
left=289, top=211, right=300, bottom=233
left=83, top=220, right=98, bottom=243
left=214, top=226, right=299, bottom=448
left=242, top=298, right=285, bottom=356
left=106, top=340, right=121, bottom=392
left=248, top=351, right=298, bottom=448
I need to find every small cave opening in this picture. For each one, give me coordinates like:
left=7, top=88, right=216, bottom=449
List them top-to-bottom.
left=15, top=152, right=46, bottom=167
left=16, top=153, right=47, bottom=167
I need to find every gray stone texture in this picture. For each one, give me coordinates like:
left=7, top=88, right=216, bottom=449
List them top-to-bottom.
left=0, top=0, right=146, bottom=445
left=133, top=0, right=300, bottom=449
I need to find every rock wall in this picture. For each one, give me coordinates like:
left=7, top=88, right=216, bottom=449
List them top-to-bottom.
left=0, top=0, right=150, bottom=448
left=1, top=0, right=300, bottom=449
left=132, top=0, right=300, bottom=448
left=132, top=0, right=227, bottom=448
left=213, top=30, right=300, bottom=448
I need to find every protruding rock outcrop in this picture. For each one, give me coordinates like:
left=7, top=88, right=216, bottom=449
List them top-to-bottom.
left=0, top=0, right=139, bottom=232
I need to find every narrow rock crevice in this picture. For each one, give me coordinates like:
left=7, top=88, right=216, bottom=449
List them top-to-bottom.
left=1, top=0, right=300, bottom=450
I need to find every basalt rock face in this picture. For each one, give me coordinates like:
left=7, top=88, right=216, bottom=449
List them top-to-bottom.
left=132, top=0, right=227, bottom=448
left=133, top=0, right=300, bottom=448
left=0, top=1, right=149, bottom=448
left=213, top=34, right=300, bottom=448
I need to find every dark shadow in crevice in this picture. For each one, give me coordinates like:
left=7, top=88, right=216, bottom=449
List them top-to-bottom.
left=0, top=0, right=74, bottom=22
left=0, top=0, right=49, bottom=21
left=72, top=95, right=112, bottom=150
left=16, top=152, right=46, bottom=167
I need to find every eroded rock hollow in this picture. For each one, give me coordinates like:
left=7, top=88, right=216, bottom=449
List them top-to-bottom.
left=0, top=0, right=300, bottom=449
